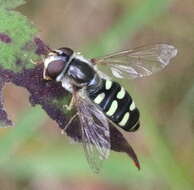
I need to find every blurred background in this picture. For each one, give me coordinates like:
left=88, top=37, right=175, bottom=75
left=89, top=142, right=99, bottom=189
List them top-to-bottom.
left=1, top=0, right=194, bottom=189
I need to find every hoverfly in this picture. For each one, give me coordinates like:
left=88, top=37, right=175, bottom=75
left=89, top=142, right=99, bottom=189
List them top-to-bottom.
left=42, top=44, right=177, bottom=172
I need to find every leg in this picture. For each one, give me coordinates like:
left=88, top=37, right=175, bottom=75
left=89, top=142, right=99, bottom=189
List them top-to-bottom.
left=30, top=60, right=43, bottom=65
left=61, top=88, right=78, bottom=134
left=64, top=96, right=75, bottom=111
left=61, top=113, right=78, bottom=134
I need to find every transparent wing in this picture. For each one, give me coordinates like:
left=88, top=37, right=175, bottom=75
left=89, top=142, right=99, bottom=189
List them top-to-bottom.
left=92, top=44, right=178, bottom=79
left=75, top=91, right=110, bottom=173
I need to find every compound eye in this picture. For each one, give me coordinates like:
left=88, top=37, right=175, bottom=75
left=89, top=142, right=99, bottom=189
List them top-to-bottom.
left=46, top=60, right=65, bottom=79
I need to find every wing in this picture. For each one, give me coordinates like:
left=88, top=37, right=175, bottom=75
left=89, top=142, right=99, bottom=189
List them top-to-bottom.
left=92, top=44, right=178, bottom=79
left=75, top=91, right=110, bottom=173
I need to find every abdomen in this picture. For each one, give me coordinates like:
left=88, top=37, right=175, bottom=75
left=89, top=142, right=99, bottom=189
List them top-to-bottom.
left=86, top=79, right=140, bottom=132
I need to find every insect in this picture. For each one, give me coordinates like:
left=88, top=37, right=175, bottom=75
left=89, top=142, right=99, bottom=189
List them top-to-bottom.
left=42, top=44, right=177, bottom=172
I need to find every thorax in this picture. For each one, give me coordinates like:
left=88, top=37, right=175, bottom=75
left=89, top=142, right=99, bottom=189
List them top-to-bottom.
left=58, top=55, right=102, bottom=92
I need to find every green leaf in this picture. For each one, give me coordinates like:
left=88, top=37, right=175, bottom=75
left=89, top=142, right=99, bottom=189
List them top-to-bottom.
left=0, top=8, right=38, bottom=71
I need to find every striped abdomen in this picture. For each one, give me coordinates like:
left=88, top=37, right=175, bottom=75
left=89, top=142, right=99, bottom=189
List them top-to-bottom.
left=86, top=79, right=140, bottom=132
